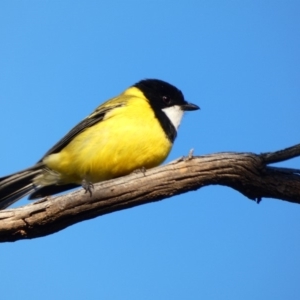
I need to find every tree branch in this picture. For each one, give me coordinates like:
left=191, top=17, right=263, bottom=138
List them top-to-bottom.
left=0, top=144, right=300, bottom=242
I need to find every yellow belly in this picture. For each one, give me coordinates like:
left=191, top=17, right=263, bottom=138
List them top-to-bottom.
left=43, top=98, right=172, bottom=184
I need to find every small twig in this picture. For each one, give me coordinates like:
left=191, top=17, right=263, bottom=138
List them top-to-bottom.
left=261, top=143, right=300, bottom=164
left=184, top=148, right=194, bottom=161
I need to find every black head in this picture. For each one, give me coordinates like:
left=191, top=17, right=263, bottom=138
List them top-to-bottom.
left=133, top=79, right=199, bottom=111
left=133, top=79, right=199, bottom=143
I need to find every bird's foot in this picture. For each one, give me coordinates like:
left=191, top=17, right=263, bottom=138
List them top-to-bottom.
left=131, top=166, right=147, bottom=176
left=82, top=179, right=94, bottom=197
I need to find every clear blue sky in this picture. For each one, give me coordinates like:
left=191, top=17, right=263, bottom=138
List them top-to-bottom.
left=1, top=1, right=300, bottom=299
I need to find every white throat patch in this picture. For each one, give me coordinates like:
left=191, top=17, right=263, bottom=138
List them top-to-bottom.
left=162, top=105, right=184, bottom=130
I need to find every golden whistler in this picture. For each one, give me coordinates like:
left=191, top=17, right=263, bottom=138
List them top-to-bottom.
left=0, top=79, right=199, bottom=209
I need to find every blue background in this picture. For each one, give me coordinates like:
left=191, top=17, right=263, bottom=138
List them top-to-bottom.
left=1, top=1, right=300, bottom=299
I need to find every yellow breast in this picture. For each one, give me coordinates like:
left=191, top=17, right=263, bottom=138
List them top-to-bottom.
left=44, top=94, right=172, bottom=184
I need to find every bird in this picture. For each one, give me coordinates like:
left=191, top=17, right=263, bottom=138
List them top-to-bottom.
left=0, top=79, right=199, bottom=209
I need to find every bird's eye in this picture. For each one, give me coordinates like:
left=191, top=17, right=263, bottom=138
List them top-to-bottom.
left=162, top=95, right=171, bottom=105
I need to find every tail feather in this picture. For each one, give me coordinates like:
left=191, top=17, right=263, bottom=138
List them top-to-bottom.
left=0, top=163, right=80, bottom=210
left=0, top=164, right=43, bottom=209
left=0, top=184, right=37, bottom=210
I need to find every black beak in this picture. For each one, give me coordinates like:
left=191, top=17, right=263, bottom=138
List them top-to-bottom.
left=181, top=102, right=200, bottom=111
